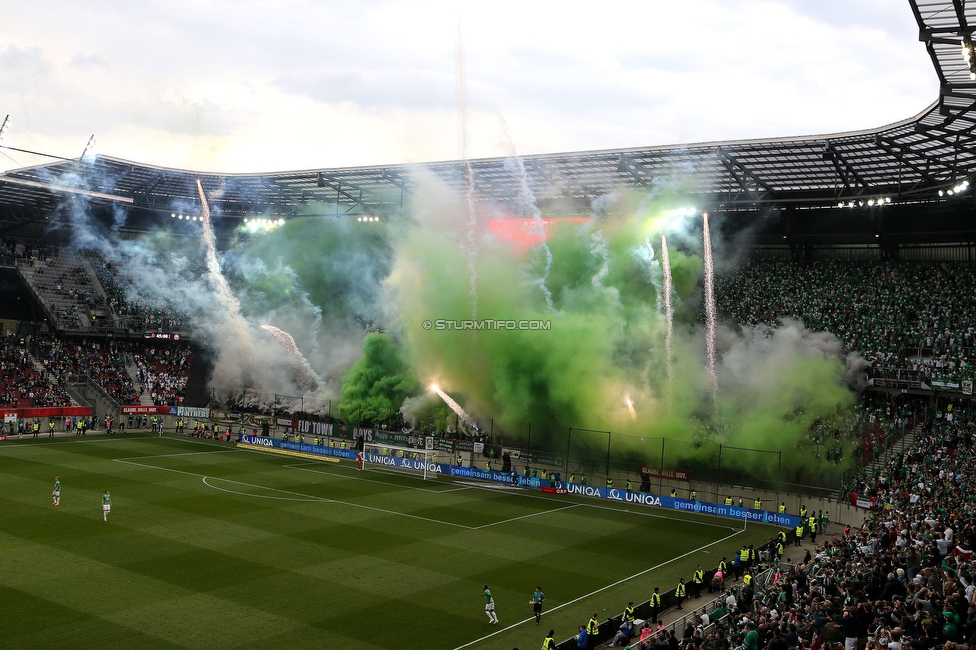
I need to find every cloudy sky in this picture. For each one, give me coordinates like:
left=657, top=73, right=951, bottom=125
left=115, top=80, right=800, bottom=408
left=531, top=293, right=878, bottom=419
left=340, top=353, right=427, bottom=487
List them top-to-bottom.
left=0, top=0, right=936, bottom=174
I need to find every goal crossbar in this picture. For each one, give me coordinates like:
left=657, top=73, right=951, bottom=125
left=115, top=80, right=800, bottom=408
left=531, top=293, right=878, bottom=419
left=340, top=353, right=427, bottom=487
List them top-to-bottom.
left=362, top=443, right=441, bottom=480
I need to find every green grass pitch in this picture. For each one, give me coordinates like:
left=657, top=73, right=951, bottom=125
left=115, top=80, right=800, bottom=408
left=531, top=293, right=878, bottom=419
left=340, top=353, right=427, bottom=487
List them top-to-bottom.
left=0, top=434, right=778, bottom=649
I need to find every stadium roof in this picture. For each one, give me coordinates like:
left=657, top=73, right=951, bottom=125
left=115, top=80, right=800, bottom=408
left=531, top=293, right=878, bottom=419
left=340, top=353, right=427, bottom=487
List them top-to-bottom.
left=1, top=0, right=974, bottom=233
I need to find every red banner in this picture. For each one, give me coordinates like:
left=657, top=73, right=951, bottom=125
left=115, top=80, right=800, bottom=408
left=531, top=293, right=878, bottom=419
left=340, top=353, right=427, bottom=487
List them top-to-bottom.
left=489, top=218, right=593, bottom=251
left=121, top=405, right=173, bottom=414
left=1, top=406, right=93, bottom=419
left=638, top=465, right=691, bottom=482
left=541, top=486, right=569, bottom=495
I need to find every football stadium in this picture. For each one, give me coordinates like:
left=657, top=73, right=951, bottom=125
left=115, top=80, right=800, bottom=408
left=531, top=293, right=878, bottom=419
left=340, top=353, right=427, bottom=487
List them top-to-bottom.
left=1, top=1, right=976, bottom=649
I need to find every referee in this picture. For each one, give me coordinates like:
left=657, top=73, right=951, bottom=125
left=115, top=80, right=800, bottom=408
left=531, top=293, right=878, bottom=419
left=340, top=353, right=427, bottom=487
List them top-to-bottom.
left=531, top=586, right=546, bottom=625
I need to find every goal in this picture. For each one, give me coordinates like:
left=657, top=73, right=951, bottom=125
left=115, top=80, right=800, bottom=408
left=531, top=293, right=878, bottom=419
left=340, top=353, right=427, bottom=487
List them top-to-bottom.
left=361, top=443, right=441, bottom=480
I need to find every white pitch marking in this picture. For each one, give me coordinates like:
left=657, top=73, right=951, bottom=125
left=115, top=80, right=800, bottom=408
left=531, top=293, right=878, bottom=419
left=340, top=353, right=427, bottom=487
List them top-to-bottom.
left=115, top=457, right=474, bottom=530
left=283, top=462, right=470, bottom=495
left=201, top=476, right=320, bottom=502
left=472, top=504, right=580, bottom=530
left=451, top=527, right=746, bottom=650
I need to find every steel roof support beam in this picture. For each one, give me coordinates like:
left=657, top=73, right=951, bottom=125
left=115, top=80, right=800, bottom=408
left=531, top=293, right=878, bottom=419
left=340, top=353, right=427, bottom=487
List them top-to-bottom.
left=717, top=150, right=773, bottom=202
left=617, top=153, right=647, bottom=187
left=316, top=173, right=367, bottom=210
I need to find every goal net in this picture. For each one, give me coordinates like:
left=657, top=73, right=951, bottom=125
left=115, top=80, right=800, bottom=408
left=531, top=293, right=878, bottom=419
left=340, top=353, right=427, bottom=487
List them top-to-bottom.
left=361, top=443, right=441, bottom=480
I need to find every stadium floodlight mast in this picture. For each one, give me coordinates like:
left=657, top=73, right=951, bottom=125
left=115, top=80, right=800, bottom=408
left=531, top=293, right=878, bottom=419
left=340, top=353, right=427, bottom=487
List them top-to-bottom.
left=0, top=115, right=9, bottom=143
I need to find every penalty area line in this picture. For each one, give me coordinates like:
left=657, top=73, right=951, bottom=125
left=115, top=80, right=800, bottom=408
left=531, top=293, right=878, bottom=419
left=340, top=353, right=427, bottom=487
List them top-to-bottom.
left=114, top=457, right=475, bottom=530
left=450, top=526, right=745, bottom=650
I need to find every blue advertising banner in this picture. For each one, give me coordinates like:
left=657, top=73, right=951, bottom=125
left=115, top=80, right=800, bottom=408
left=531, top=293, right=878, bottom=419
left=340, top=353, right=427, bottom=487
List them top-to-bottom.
left=237, top=434, right=798, bottom=527
left=239, top=434, right=357, bottom=460
left=363, top=451, right=449, bottom=474
left=449, top=465, right=543, bottom=488
left=559, top=482, right=801, bottom=527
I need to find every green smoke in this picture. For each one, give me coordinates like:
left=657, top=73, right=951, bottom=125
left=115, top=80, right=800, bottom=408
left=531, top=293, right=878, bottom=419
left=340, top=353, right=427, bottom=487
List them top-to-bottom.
left=217, top=181, right=859, bottom=477
left=383, top=181, right=858, bottom=475
left=338, top=332, right=419, bottom=423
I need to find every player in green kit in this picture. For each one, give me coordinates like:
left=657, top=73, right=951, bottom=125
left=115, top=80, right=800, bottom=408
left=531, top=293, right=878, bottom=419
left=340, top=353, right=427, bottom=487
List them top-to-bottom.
left=52, top=477, right=60, bottom=506
left=101, top=490, right=112, bottom=521
left=483, top=584, right=498, bottom=624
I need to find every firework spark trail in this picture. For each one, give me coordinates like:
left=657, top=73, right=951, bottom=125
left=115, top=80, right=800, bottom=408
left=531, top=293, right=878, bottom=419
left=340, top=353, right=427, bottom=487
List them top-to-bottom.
left=456, top=21, right=479, bottom=321
left=499, top=117, right=554, bottom=309
left=196, top=180, right=255, bottom=374
left=702, top=213, right=718, bottom=402
left=661, top=234, right=675, bottom=406
left=260, top=324, right=322, bottom=392
left=431, top=384, right=479, bottom=430
left=625, top=395, right=637, bottom=420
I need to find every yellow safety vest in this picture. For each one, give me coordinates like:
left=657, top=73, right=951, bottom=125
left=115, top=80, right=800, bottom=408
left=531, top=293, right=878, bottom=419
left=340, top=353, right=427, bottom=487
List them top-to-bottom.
left=725, top=497, right=733, bottom=505
left=693, top=570, right=703, bottom=583
left=675, top=583, right=685, bottom=597
left=650, top=593, right=661, bottom=607
left=587, top=618, right=599, bottom=634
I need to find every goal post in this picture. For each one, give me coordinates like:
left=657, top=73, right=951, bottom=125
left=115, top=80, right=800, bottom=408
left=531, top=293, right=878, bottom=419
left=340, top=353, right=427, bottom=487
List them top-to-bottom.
left=362, top=443, right=441, bottom=480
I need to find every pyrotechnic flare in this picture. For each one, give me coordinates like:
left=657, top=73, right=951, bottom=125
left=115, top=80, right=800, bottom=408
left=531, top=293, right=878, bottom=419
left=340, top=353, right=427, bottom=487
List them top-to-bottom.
left=196, top=179, right=255, bottom=380
left=702, top=212, right=718, bottom=401
left=661, top=234, right=675, bottom=406
left=260, top=324, right=322, bottom=392
left=431, top=384, right=479, bottom=430
left=625, top=395, right=637, bottom=420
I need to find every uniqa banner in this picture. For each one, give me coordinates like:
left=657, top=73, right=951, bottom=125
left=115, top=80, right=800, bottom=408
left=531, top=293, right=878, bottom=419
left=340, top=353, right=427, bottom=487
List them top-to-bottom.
left=238, top=434, right=357, bottom=460
left=554, top=482, right=802, bottom=527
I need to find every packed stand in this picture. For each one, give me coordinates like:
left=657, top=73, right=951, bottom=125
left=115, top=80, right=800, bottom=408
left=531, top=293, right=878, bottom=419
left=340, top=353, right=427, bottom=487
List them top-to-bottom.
left=716, top=261, right=976, bottom=383
left=0, top=333, right=72, bottom=408
left=29, top=336, right=139, bottom=406
left=133, top=345, right=192, bottom=406
left=691, top=410, right=976, bottom=650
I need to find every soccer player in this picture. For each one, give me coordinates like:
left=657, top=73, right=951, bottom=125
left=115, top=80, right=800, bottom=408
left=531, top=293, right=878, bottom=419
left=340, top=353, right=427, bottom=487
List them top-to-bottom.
left=356, top=450, right=365, bottom=471
left=52, top=477, right=60, bottom=506
left=101, top=490, right=112, bottom=522
left=483, top=584, right=498, bottom=624
left=531, top=586, right=545, bottom=625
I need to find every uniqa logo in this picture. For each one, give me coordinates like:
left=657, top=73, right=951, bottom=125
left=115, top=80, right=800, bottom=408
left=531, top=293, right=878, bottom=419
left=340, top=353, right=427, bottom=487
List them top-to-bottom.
left=566, top=484, right=601, bottom=497
left=624, top=492, right=662, bottom=506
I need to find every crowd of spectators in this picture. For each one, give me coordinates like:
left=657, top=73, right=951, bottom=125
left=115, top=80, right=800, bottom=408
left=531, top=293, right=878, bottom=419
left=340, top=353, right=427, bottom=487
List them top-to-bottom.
left=94, top=260, right=190, bottom=333
left=716, top=261, right=976, bottom=383
left=0, top=333, right=72, bottom=408
left=29, top=336, right=139, bottom=406
left=133, top=345, right=192, bottom=406
left=610, top=407, right=976, bottom=650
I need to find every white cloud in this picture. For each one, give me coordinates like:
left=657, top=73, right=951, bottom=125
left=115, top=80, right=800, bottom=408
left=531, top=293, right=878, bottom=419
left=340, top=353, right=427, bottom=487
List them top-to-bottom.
left=0, top=0, right=936, bottom=173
